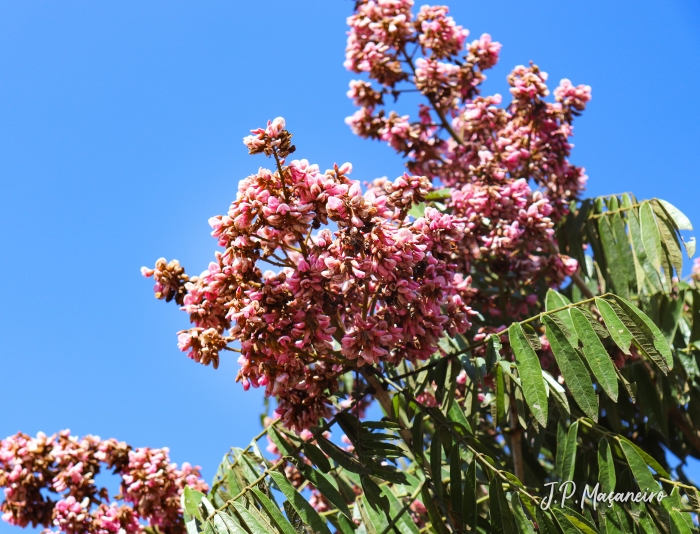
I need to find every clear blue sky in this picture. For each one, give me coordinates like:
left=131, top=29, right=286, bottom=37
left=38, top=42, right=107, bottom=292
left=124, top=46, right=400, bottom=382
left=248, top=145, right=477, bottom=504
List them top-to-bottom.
left=1, top=1, right=699, bottom=526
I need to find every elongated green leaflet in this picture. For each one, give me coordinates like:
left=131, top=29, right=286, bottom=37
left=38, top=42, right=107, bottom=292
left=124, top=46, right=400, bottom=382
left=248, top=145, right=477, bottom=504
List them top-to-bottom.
left=640, top=201, right=663, bottom=272
left=612, top=212, right=636, bottom=293
left=599, top=216, right=630, bottom=299
left=545, top=290, right=578, bottom=345
left=613, top=296, right=673, bottom=372
left=595, top=298, right=632, bottom=354
left=570, top=307, right=618, bottom=401
left=542, top=316, right=599, bottom=421
left=508, top=323, right=548, bottom=427
left=556, top=421, right=578, bottom=481
left=430, top=426, right=443, bottom=500
left=598, top=438, right=616, bottom=493
left=619, top=440, right=661, bottom=493
left=302, top=442, right=331, bottom=473
left=449, top=444, right=462, bottom=522
left=463, top=459, right=477, bottom=530
left=298, top=465, right=352, bottom=520
left=269, top=471, right=332, bottom=534
left=489, top=478, right=516, bottom=534
left=183, top=486, right=205, bottom=521
left=381, top=486, right=420, bottom=534
left=250, top=488, right=299, bottom=534
left=511, top=494, right=535, bottom=534
left=231, top=502, right=274, bottom=534
left=552, top=506, right=599, bottom=534
left=213, top=511, right=247, bottom=534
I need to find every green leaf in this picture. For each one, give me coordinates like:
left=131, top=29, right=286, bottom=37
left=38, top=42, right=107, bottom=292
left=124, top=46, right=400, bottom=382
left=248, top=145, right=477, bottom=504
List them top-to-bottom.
left=425, top=187, right=451, bottom=200
left=656, top=199, right=693, bottom=231
left=640, top=201, right=663, bottom=272
left=409, top=202, right=426, bottom=219
left=655, top=204, right=684, bottom=277
left=628, top=205, right=664, bottom=293
left=612, top=212, right=637, bottom=293
left=599, top=216, right=630, bottom=299
left=684, top=237, right=696, bottom=258
left=546, top=290, right=578, bottom=346
left=692, top=291, right=700, bottom=345
left=659, top=294, right=684, bottom=343
left=612, top=296, right=673, bottom=373
left=595, top=297, right=633, bottom=355
left=578, top=306, right=610, bottom=338
left=571, top=307, right=619, bottom=401
left=543, top=316, right=599, bottom=421
left=508, top=323, right=548, bottom=427
left=522, top=324, right=542, bottom=351
left=486, top=334, right=503, bottom=372
left=495, top=364, right=506, bottom=427
left=632, top=365, right=668, bottom=439
left=543, top=370, right=571, bottom=418
left=447, top=399, right=473, bottom=436
left=411, top=413, right=425, bottom=467
left=557, top=421, right=579, bottom=481
left=556, top=423, right=566, bottom=480
left=269, top=427, right=299, bottom=458
left=430, top=427, right=443, bottom=500
left=315, top=435, right=368, bottom=475
left=618, top=437, right=671, bottom=479
left=598, top=438, right=616, bottom=493
left=619, top=440, right=661, bottom=494
left=302, top=442, right=331, bottom=474
left=450, top=444, right=463, bottom=521
left=462, top=459, right=477, bottom=531
left=224, top=465, right=243, bottom=498
left=298, top=465, right=352, bottom=521
left=269, top=471, right=332, bottom=534
left=361, top=476, right=390, bottom=514
left=489, top=478, right=516, bottom=534
left=381, top=485, right=421, bottom=534
left=421, top=485, right=450, bottom=534
left=183, top=486, right=206, bottom=521
left=662, top=487, right=694, bottom=534
left=250, top=488, right=299, bottom=534
left=511, top=495, right=535, bottom=534
left=200, top=496, right=216, bottom=519
left=356, top=497, right=382, bottom=534
left=283, top=501, right=306, bottom=534
left=231, top=502, right=274, bottom=534
left=601, top=504, right=628, bottom=534
left=552, top=506, right=600, bottom=534
left=536, top=509, right=560, bottom=534
left=213, top=511, right=247, bottom=534
left=330, top=514, right=357, bottom=534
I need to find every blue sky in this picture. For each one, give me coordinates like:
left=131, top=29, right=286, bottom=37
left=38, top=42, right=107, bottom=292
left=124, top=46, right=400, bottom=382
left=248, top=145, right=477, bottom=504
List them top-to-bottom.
left=0, top=0, right=699, bottom=527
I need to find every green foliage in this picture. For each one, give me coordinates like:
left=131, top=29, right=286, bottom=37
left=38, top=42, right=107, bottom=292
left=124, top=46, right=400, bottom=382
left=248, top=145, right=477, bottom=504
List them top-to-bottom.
left=186, top=193, right=700, bottom=534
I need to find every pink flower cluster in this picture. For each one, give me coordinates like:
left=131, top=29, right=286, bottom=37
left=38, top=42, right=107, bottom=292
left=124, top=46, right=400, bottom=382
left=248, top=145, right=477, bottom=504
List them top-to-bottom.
left=345, top=0, right=590, bottom=319
left=143, top=1, right=593, bottom=432
left=144, top=118, right=472, bottom=431
left=0, top=431, right=207, bottom=534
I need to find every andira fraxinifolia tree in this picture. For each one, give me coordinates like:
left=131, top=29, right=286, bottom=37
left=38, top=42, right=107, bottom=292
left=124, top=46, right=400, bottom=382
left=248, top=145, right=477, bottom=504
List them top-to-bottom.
left=4, top=1, right=700, bottom=533
left=140, top=1, right=700, bottom=533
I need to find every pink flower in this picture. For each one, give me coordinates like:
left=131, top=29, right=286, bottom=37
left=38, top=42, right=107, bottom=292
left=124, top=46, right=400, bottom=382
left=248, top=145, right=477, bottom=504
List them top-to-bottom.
left=0, top=430, right=205, bottom=534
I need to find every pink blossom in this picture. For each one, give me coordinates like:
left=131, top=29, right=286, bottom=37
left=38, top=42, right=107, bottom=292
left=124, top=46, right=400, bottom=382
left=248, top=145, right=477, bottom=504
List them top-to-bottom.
left=0, top=431, right=206, bottom=534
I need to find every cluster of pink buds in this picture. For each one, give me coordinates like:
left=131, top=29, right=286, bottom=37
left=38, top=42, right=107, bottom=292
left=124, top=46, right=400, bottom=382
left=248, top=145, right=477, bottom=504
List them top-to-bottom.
left=143, top=0, right=593, bottom=432
left=346, top=0, right=590, bottom=320
left=144, top=117, right=473, bottom=431
left=0, top=431, right=207, bottom=534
